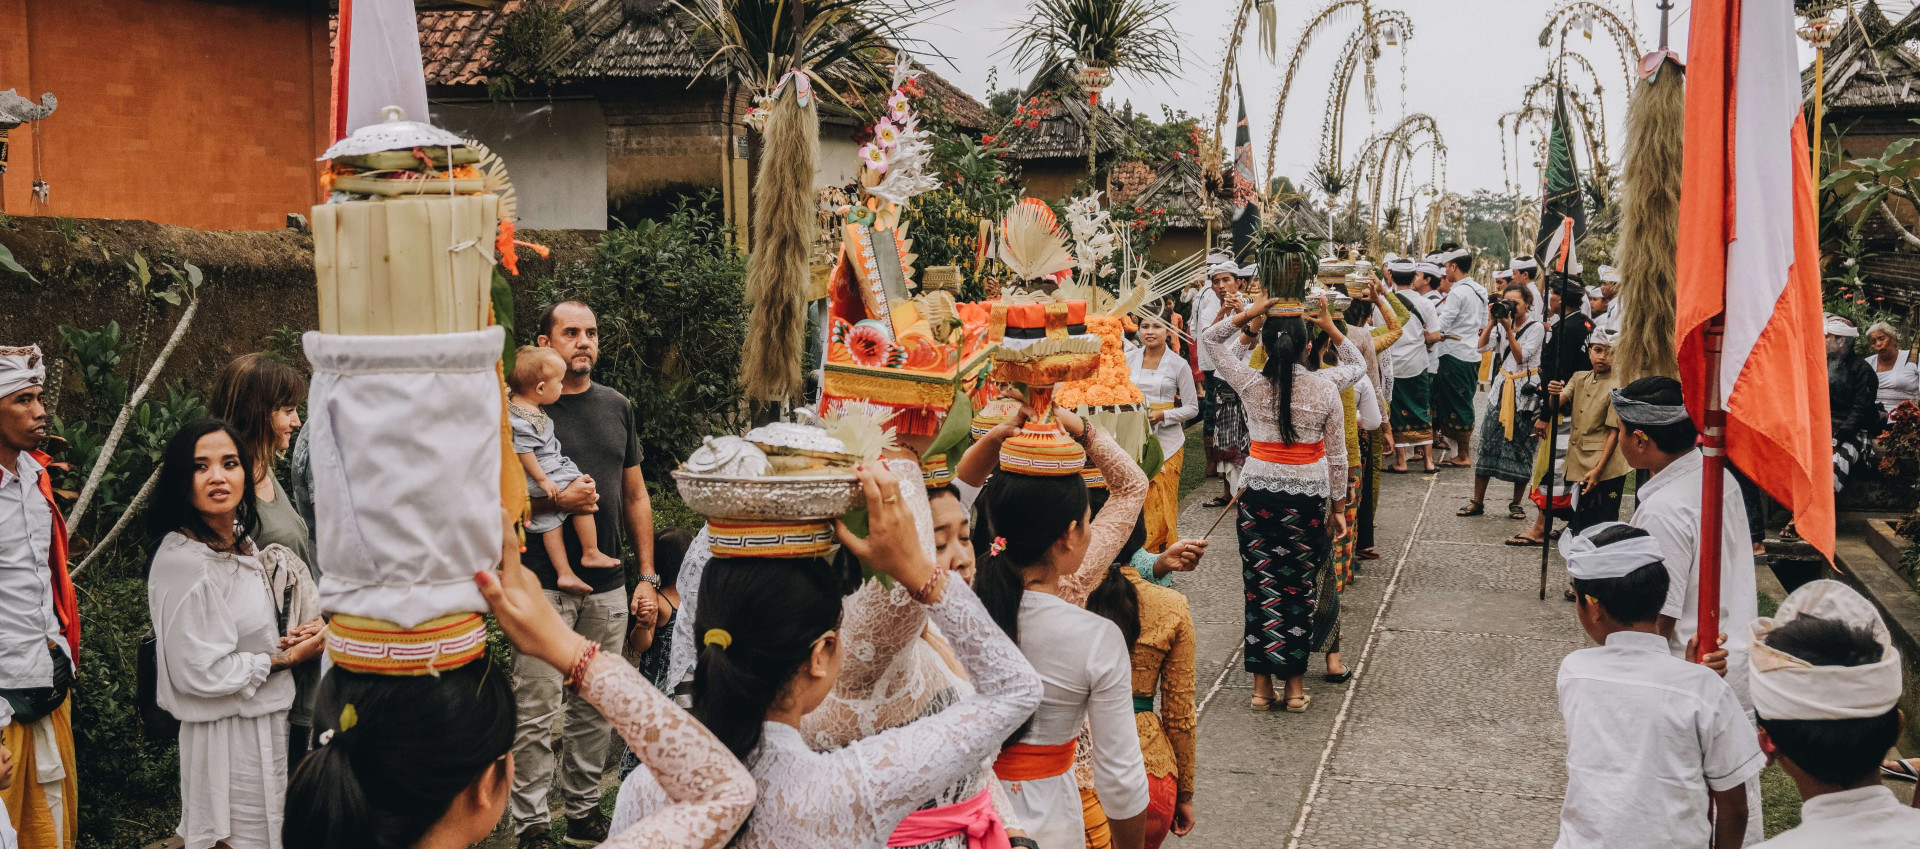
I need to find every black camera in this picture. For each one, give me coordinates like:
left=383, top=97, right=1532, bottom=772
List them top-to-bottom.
left=1489, top=298, right=1518, bottom=322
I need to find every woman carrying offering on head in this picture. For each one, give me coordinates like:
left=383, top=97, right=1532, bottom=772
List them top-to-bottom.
left=1203, top=289, right=1363, bottom=714
left=615, top=462, right=1042, bottom=849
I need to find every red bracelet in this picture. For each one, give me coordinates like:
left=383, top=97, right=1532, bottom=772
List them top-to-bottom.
left=907, top=568, right=945, bottom=605
left=565, top=641, right=601, bottom=692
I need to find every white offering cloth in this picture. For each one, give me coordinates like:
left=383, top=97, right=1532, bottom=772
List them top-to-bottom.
left=303, top=328, right=503, bottom=627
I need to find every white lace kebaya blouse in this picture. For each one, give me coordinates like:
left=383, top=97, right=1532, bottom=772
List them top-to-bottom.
left=1202, top=321, right=1365, bottom=499
left=614, top=579, right=1042, bottom=849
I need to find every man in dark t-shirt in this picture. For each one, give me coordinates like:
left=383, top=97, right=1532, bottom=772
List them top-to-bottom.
left=507, top=300, right=657, bottom=849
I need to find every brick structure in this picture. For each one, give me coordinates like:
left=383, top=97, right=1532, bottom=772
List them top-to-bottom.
left=0, top=0, right=331, bottom=230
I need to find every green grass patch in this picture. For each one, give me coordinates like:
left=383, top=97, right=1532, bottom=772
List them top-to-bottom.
left=1178, top=424, right=1217, bottom=502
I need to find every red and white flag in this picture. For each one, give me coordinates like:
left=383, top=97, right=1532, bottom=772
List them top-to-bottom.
left=1676, top=0, right=1834, bottom=559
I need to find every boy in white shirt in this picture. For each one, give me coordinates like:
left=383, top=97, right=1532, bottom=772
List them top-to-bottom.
left=1555, top=522, right=1764, bottom=849
left=1749, top=580, right=1919, bottom=848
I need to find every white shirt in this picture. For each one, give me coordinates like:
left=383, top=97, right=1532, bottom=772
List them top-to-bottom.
left=1435, top=278, right=1489, bottom=362
left=1524, top=280, right=1545, bottom=323
left=1189, top=288, right=1222, bottom=371
left=1387, top=289, right=1439, bottom=378
left=1423, top=290, right=1445, bottom=374
left=1591, top=303, right=1621, bottom=338
left=1482, top=321, right=1547, bottom=414
left=1126, top=346, right=1199, bottom=461
left=1872, top=351, right=1919, bottom=410
left=1355, top=376, right=1383, bottom=431
left=1630, top=449, right=1761, bottom=662
left=0, top=452, right=63, bottom=690
left=146, top=533, right=295, bottom=722
left=999, top=591, right=1148, bottom=849
left=1555, top=631, right=1766, bottom=849
left=1751, top=784, right=1920, bottom=848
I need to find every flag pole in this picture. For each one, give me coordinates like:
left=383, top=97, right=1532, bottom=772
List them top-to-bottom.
left=331, top=0, right=354, bottom=144
left=1539, top=216, right=1573, bottom=600
left=1695, top=312, right=1727, bottom=662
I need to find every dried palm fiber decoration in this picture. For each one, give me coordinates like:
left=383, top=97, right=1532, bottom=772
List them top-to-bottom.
left=1615, top=57, right=1685, bottom=381
left=742, top=82, right=820, bottom=401
left=997, top=198, right=1076, bottom=283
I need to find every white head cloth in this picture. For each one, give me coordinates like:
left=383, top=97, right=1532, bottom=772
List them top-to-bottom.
left=1436, top=248, right=1470, bottom=265
left=1509, top=256, right=1539, bottom=273
left=1386, top=257, right=1416, bottom=275
left=1207, top=260, right=1241, bottom=279
left=1413, top=261, right=1444, bottom=278
left=1238, top=263, right=1259, bottom=278
left=1599, top=265, right=1621, bottom=283
left=1492, top=269, right=1513, bottom=281
left=1586, top=286, right=1606, bottom=299
left=1824, top=314, right=1859, bottom=338
left=304, top=327, right=504, bottom=627
left=1588, top=327, right=1620, bottom=348
left=0, top=345, right=44, bottom=400
left=1558, top=522, right=1666, bottom=580
left=1749, top=580, right=1903, bottom=720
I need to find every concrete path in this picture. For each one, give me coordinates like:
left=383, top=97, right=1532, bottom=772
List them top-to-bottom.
left=1172, top=464, right=1585, bottom=848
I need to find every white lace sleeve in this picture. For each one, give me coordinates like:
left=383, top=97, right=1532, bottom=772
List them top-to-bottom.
left=1202, top=319, right=1262, bottom=397
left=1324, top=337, right=1366, bottom=390
left=1325, top=396, right=1349, bottom=495
left=800, top=459, right=945, bottom=749
left=666, top=526, right=712, bottom=689
left=833, top=579, right=1042, bottom=835
left=582, top=653, right=756, bottom=849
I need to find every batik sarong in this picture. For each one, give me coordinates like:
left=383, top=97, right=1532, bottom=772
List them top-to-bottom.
left=1433, top=354, right=1480, bottom=434
left=1390, top=372, right=1433, bottom=446
left=1473, top=402, right=1538, bottom=484
left=1143, top=449, right=1184, bottom=554
left=1238, top=488, right=1332, bottom=678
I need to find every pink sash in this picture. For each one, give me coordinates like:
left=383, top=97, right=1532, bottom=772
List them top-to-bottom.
left=886, top=788, right=1010, bottom=849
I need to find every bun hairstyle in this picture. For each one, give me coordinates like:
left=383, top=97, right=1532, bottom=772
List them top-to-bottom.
left=1259, top=317, right=1314, bottom=443
left=146, top=418, right=259, bottom=556
left=691, top=557, right=847, bottom=761
left=284, top=659, right=515, bottom=849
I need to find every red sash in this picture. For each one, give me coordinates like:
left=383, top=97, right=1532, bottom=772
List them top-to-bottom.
left=1248, top=440, right=1326, bottom=464
left=30, top=451, right=78, bottom=664
left=992, top=740, right=1076, bottom=782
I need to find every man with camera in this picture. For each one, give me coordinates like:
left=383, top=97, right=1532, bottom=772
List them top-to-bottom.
left=1423, top=247, right=1487, bottom=468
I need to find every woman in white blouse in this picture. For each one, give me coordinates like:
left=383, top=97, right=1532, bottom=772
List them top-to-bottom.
left=1459, top=284, right=1546, bottom=528
left=1204, top=295, right=1363, bottom=713
left=1127, top=315, right=1199, bottom=554
left=1866, top=321, right=1918, bottom=413
left=146, top=420, right=327, bottom=849
left=616, top=462, right=1042, bottom=849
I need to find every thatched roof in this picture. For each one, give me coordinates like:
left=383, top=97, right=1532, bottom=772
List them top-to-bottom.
left=407, top=0, right=987, bottom=127
left=1807, top=0, right=1920, bottom=114
left=1003, top=66, right=1127, bottom=161
left=1126, top=156, right=1210, bottom=229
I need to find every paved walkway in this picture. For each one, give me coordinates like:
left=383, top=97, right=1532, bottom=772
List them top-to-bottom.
left=1173, top=464, right=1586, bottom=848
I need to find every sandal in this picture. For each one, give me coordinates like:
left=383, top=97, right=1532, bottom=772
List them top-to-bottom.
left=1386, top=466, right=1410, bottom=474
left=1204, top=496, right=1232, bottom=508
left=1457, top=501, right=1485, bottom=517
left=1507, top=501, right=1527, bottom=519
left=1505, top=535, right=1543, bottom=547
left=1357, top=548, right=1381, bottom=560
left=1563, top=587, right=1577, bottom=602
left=1324, top=670, right=1352, bottom=684
left=1285, top=694, right=1312, bottom=713
left=1250, top=695, right=1278, bottom=712
left=1883, top=760, right=1920, bottom=783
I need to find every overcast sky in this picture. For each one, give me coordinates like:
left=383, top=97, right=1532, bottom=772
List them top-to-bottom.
left=902, top=0, right=1844, bottom=198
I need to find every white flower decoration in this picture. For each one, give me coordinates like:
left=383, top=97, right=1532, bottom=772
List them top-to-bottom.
left=888, top=92, right=912, bottom=122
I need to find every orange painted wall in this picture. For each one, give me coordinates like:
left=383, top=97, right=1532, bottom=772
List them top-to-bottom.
left=0, top=0, right=331, bottom=230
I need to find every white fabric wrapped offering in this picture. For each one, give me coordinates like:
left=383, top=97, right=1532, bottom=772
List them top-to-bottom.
left=303, top=327, right=504, bottom=627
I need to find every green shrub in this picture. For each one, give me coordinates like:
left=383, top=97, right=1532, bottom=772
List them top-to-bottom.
left=531, top=192, right=749, bottom=494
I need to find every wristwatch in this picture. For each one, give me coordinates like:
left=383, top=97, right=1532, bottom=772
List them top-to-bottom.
left=637, top=574, right=661, bottom=588
left=1008, top=838, right=1040, bottom=849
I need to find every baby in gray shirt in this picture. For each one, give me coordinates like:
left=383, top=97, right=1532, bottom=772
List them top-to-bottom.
left=508, top=346, right=619, bottom=595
